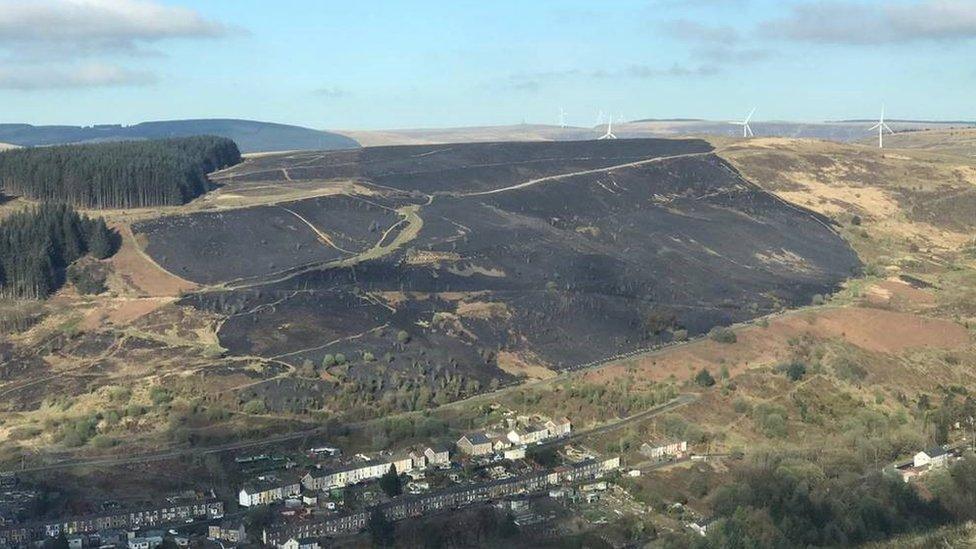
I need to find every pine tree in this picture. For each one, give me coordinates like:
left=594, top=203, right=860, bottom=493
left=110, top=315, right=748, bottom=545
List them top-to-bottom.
left=0, top=136, right=241, bottom=209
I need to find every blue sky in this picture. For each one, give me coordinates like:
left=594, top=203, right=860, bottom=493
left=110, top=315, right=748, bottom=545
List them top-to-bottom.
left=0, top=0, right=974, bottom=129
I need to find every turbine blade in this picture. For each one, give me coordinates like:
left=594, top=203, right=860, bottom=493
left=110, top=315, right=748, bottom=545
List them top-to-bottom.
left=745, top=107, right=756, bottom=124
left=868, top=123, right=881, bottom=131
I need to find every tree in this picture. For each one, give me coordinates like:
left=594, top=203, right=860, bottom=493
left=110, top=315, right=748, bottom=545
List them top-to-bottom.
left=0, top=136, right=241, bottom=208
left=0, top=203, right=118, bottom=299
left=785, top=361, right=807, bottom=382
left=695, top=368, right=716, bottom=387
left=379, top=463, right=402, bottom=497
left=367, top=508, right=395, bottom=547
left=43, top=534, right=69, bottom=549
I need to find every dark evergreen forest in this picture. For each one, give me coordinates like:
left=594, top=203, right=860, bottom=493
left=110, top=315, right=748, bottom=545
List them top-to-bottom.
left=0, top=136, right=241, bottom=208
left=0, top=204, right=117, bottom=299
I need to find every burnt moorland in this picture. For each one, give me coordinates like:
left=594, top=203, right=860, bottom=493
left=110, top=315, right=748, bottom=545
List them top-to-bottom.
left=137, top=139, right=861, bottom=380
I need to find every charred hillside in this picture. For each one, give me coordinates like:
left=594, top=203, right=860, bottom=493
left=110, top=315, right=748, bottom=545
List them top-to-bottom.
left=137, top=138, right=860, bottom=377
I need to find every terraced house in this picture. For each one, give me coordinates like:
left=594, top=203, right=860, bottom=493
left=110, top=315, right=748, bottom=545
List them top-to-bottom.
left=301, top=455, right=414, bottom=491
left=239, top=477, right=302, bottom=507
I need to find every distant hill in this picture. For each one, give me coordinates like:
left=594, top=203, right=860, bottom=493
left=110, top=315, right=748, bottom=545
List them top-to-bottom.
left=0, top=119, right=360, bottom=154
left=342, top=120, right=976, bottom=146
left=340, top=124, right=595, bottom=146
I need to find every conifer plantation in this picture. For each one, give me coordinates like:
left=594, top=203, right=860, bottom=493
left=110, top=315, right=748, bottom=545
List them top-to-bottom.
left=0, top=136, right=241, bottom=209
left=0, top=204, right=116, bottom=299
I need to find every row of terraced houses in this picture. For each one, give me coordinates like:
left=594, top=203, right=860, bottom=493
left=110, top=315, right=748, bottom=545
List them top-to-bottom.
left=263, top=456, right=619, bottom=546
left=0, top=499, right=224, bottom=547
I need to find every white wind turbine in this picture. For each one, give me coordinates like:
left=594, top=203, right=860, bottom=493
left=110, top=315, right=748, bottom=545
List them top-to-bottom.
left=868, top=104, right=894, bottom=148
left=734, top=107, right=756, bottom=138
left=598, top=111, right=617, bottom=140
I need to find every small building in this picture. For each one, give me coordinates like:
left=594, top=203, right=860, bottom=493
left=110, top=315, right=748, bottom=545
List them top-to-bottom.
left=545, top=417, right=572, bottom=438
left=456, top=432, right=492, bottom=456
left=492, top=436, right=512, bottom=452
left=640, top=440, right=688, bottom=460
left=424, top=445, right=450, bottom=467
left=503, top=446, right=526, bottom=460
left=914, top=447, right=949, bottom=469
left=209, top=521, right=246, bottom=543
left=128, top=531, right=164, bottom=549
left=66, top=534, right=84, bottom=549
left=280, top=537, right=321, bottom=549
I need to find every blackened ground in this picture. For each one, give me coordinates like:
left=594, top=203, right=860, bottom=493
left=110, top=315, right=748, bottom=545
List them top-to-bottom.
left=162, top=139, right=859, bottom=375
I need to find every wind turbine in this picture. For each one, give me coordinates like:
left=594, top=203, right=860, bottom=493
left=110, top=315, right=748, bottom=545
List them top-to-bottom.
left=868, top=105, right=894, bottom=149
left=558, top=107, right=566, bottom=128
left=734, top=107, right=756, bottom=138
left=598, top=112, right=617, bottom=140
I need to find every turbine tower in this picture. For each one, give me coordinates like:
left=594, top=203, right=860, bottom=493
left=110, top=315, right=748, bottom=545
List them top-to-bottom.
left=868, top=105, right=894, bottom=149
left=558, top=107, right=566, bottom=128
left=734, top=107, right=756, bottom=138
left=598, top=112, right=617, bottom=140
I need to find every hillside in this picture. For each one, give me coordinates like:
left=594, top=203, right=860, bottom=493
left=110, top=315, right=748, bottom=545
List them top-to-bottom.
left=0, top=119, right=360, bottom=154
left=0, top=135, right=974, bottom=549
left=137, top=139, right=858, bottom=377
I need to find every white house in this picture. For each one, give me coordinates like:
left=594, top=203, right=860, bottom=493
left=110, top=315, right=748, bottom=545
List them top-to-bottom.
left=545, top=417, right=572, bottom=438
left=506, top=424, right=550, bottom=445
left=640, top=440, right=688, bottom=460
left=503, top=446, right=526, bottom=460
left=913, top=446, right=949, bottom=469
left=239, top=477, right=301, bottom=507
left=280, top=538, right=320, bottom=549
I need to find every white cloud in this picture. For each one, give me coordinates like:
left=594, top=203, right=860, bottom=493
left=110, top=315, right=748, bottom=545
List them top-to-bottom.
left=0, top=0, right=228, bottom=53
left=0, top=0, right=232, bottom=90
left=764, top=0, right=976, bottom=44
left=0, top=63, right=156, bottom=90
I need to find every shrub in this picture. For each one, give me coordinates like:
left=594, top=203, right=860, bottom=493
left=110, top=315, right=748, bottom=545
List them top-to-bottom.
left=67, top=263, right=107, bottom=295
left=810, top=294, right=825, bottom=306
left=709, top=326, right=737, bottom=344
left=671, top=328, right=689, bottom=342
left=396, top=330, right=411, bottom=344
left=363, top=351, right=376, bottom=362
left=335, top=353, right=347, bottom=365
left=322, top=354, right=337, bottom=367
left=777, top=361, right=807, bottom=381
left=695, top=368, right=716, bottom=387
left=149, top=387, right=172, bottom=406
left=242, top=399, right=267, bottom=414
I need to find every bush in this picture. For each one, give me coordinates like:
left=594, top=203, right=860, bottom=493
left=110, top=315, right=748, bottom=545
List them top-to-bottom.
left=66, top=263, right=107, bottom=295
left=810, top=294, right=825, bottom=306
left=709, top=326, right=737, bottom=344
left=671, top=328, right=688, bottom=342
left=396, top=330, right=411, bottom=344
left=363, top=351, right=376, bottom=362
left=335, top=353, right=347, bottom=365
left=322, top=354, right=336, bottom=367
left=777, top=361, right=807, bottom=381
left=695, top=368, right=716, bottom=387
left=149, top=387, right=172, bottom=406
left=242, top=399, right=267, bottom=414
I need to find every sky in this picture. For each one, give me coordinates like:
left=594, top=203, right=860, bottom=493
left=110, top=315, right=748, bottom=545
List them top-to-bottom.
left=0, top=0, right=974, bottom=130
